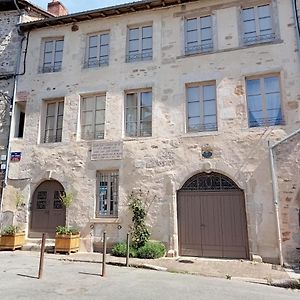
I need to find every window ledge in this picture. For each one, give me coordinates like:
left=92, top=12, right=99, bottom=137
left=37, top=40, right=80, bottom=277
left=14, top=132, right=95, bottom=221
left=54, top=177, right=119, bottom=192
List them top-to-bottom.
left=176, top=39, right=283, bottom=60
left=183, top=130, right=220, bottom=138
left=90, top=218, right=120, bottom=224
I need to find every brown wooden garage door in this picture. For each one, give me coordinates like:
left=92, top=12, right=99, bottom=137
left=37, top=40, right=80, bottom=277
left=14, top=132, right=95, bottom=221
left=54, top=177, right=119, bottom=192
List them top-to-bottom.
left=177, top=173, right=249, bottom=259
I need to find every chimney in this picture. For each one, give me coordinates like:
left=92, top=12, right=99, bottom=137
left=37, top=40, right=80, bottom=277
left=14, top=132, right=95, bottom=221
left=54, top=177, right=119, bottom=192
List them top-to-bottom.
left=47, top=0, right=68, bottom=16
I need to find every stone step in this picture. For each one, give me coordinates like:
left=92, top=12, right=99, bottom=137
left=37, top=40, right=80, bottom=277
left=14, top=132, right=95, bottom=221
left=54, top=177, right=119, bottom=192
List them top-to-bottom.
left=22, top=238, right=55, bottom=252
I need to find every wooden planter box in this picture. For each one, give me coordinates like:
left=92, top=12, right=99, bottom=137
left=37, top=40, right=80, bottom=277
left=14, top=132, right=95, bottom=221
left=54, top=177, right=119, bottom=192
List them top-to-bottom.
left=0, top=232, right=25, bottom=250
left=54, top=234, right=80, bottom=254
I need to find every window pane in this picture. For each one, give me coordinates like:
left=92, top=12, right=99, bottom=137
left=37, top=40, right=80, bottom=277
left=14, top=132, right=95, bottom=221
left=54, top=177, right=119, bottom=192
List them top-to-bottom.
left=258, top=5, right=271, bottom=18
left=243, top=8, right=255, bottom=21
left=201, top=16, right=212, bottom=28
left=259, top=17, right=272, bottom=32
left=186, top=18, right=197, bottom=31
left=244, top=20, right=256, bottom=34
left=142, top=26, right=152, bottom=38
left=201, top=27, right=212, bottom=42
left=129, top=28, right=139, bottom=40
left=187, top=30, right=198, bottom=43
left=100, top=34, right=109, bottom=45
left=89, top=36, right=98, bottom=47
left=142, top=37, right=152, bottom=50
left=129, top=39, right=139, bottom=52
left=55, top=40, right=64, bottom=51
left=45, top=41, right=53, bottom=52
left=100, top=45, right=109, bottom=56
left=89, top=47, right=98, bottom=59
left=54, top=51, right=63, bottom=63
left=44, top=52, right=52, bottom=64
left=264, top=77, right=279, bottom=93
left=246, top=79, right=260, bottom=95
left=203, top=85, right=216, bottom=100
left=187, top=87, right=199, bottom=102
left=141, top=92, right=152, bottom=107
left=266, top=93, right=281, bottom=110
left=126, top=94, right=137, bottom=107
left=248, top=95, right=263, bottom=111
left=96, top=96, right=106, bottom=109
left=82, top=98, right=95, bottom=110
left=204, top=100, right=216, bottom=116
left=58, top=102, right=64, bottom=114
left=188, top=102, right=200, bottom=118
left=47, top=103, right=56, bottom=116
left=140, top=107, right=152, bottom=121
left=126, top=108, right=137, bottom=122
left=95, top=110, right=105, bottom=124
left=82, top=111, right=93, bottom=125
left=56, top=115, right=63, bottom=129
left=204, top=115, right=217, bottom=126
left=45, top=116, right=55, bottom=130
left=188, top=117, right=200, bottom=131
left=126, top=122, right=137, bottom=136
left=140, top=122, right=152, bottom=136
left=95, top=124, right=105, bottom=134
left=82, top=125, right=93, bottom=135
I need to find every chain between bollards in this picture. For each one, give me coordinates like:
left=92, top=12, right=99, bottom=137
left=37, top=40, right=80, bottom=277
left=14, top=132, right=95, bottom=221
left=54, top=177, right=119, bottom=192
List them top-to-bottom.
left=102, top=231, right=107, bottom=277
left=38, top=233, right=46, bottom=279
left=126, top=233, right=130, bottom=267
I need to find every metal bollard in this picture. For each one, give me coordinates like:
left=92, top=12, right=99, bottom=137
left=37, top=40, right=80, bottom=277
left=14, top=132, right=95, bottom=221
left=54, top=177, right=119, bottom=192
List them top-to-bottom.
left=102, top=231, right=107, bottom=277
left=38, top=233, right=46, bottom=279
left=126, top=233, right=130, bottom=267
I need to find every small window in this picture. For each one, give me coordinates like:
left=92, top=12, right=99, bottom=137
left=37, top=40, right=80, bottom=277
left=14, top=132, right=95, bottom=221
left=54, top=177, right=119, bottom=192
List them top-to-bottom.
left=242, top=4, right=275, bottom=44
left=185, top=16, right=213, bottom=55
left=127, top=25, right=153, bottom=62
left=84, top=33, right=109, bottom=68
left=41, top=38, right=64, bottom=73
left=246, top=75, right=283, bottom=127
left=186, top=82, right=217, bottom=132
left=125, top=90, right=152, bottom=137
left=81, top=95, right=106, bottom=140
left=43, top=100, right=64, bottom=143
left=14, top=102, right=26, bottom=138
left=96, top=171, right=119, bottom=217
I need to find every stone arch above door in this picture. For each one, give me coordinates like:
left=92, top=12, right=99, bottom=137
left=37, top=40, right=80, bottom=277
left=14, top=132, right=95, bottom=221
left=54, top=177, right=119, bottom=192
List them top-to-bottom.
left=30, top=180, right=66, bottom=238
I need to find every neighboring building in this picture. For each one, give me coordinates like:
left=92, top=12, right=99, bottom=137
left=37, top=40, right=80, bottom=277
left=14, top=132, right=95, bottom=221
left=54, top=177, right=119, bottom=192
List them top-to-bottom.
left=0, top=0, right=53, bottom=218
left=2, top=0, right=300, bottom=264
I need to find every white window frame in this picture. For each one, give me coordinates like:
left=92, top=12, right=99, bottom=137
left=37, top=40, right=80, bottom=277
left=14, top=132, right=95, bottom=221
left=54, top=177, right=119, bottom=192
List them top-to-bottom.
left=241, top=2, right=275, bottom=45
left=185, top=15, right=213, bottom=55
left=126, top=24, right=153, bottom=62
left=84, top=32, right=110, bottom=68
left=41, top=38, right=64, bottom=73
left=245, top=74, right=283, bottom=127
left=186, top=82, right=218, bottom=132
left=125, top=89, right=152, bottom=137
left=80, top=94, right=106, bottom=140
left=43, top=99, right=64, bottom=143
left=96, top=171, right=119, bottom=218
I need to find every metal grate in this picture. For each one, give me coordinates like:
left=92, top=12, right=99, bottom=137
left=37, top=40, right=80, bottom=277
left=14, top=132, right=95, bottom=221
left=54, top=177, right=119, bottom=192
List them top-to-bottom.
left=243, top=33, right=276, bottom=44
left=185, top=42, right=213, bottom=55
left=126, top=51, right=153, bottom=62
left=84, top=57, right=109, bottom=68
left=40, top=65, right=62, bottom=73
left=249, top=116, right=284, bottom=128
left=188, top=122, right=217, bottom=132
left=81, top=131, right=104, bottom=140
left=44, top=134, right=62, bottom=143
left=181, top=172, right=240, bottom=191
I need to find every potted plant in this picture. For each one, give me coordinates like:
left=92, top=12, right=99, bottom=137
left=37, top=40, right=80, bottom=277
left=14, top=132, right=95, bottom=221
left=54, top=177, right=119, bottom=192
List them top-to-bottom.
left=54, top=191, right=80, bottom=254
left=0, top=225, right=25, bottom=251
left=54, top=225, right=80, bottom=254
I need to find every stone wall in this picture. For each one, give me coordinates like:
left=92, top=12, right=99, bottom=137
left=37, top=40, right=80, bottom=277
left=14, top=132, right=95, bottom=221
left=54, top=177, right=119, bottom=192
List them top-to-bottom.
left=2, top=0, right=300, bottom=263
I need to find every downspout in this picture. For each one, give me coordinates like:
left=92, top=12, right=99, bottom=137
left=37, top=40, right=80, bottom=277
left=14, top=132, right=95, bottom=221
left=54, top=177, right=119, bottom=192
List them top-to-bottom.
left=292, top=0, right=300, bottom=60
left=268, top=128, right=300, bottom=266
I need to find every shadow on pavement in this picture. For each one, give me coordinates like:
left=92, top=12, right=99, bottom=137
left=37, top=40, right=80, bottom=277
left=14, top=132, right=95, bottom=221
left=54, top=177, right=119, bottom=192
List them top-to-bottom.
left=17, top=273, right=38, bottom=279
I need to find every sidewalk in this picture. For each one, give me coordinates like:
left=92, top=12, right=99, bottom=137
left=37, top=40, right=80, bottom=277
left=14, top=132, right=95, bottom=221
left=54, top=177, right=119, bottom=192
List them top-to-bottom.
left=41, top=251, right=298, bottom=284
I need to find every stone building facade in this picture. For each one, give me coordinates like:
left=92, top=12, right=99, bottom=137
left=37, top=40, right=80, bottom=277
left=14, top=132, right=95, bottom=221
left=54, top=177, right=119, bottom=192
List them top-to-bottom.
left=0, top=0, right=52, bottom=209
left=2, top=0, right=300, bottom=264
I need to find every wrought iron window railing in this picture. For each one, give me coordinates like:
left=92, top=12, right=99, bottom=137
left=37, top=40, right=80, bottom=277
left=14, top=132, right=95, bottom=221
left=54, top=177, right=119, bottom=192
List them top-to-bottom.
left=243, top=33, right=276, bottom=45
left=185, top=42, right=214, bottom=55
left=126, top=51, right=153, bottom=63
left=84, top=57, right=109, bottom=69
left=40, top=65, right=62, bottom=73
left=249, top=116, right=284, bottom=128
left=188, top=122, right=217, bottom=132
left=81, top=131, right=104, bottom=140
left=44, top=135, right=62, bottom=143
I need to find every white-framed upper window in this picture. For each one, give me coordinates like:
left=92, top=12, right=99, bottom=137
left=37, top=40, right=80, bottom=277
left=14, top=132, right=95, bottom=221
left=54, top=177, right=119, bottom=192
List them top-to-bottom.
left=242, top=3, right=275, bottom=45
left=185, top=15, right=213, bottom=55
left=127, top=25, right=153, bottom=62
left=85, top=33, right=109, bottom=68
left=41, top=38, right=64, bottom=73
left=246, top=74, right=283, bottom=127
left=186, top=82, right=217, bottom=132
left=125, top=90, right=152, bottom=137
left=81, top=94, right=106, bottom=140
left=43, top=100, right=64, bottom=143
left=96, top=171, right=119, bottom=218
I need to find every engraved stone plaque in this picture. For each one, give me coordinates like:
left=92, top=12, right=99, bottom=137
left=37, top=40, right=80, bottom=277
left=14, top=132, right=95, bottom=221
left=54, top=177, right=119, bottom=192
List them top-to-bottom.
left=91, top=141, right=123, bottom=161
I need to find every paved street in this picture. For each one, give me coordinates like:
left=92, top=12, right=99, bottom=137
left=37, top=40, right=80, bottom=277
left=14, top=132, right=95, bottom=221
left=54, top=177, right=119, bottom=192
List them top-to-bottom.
left=0, top=251, right=299, bottom=300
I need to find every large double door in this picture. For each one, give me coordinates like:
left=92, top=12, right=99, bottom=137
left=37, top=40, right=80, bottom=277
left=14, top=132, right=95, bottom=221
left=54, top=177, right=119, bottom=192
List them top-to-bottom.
left=30, top=180, right=66, bottom=238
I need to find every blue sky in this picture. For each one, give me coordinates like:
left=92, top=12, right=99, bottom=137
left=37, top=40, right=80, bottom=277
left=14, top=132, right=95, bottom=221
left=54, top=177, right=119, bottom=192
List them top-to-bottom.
left=31, top=1, right=134, bottom=13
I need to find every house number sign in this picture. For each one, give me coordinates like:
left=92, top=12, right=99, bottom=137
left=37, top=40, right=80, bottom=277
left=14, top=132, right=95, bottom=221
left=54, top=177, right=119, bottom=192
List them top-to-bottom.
left=91, top=141, right=123, bottom=161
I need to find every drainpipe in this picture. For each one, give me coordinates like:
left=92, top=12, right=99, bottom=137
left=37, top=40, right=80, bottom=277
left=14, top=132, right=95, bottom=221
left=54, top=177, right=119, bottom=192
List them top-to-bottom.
left=292, top=0, right=300, bottom=60
left=268, top=127, right=300, bottom=266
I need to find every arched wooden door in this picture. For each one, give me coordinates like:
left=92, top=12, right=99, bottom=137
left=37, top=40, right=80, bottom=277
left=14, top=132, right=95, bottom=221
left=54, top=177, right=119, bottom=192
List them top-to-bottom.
left=177, top=172, right=249, bottom=259
left=30, top=180, right=66, bottom=238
